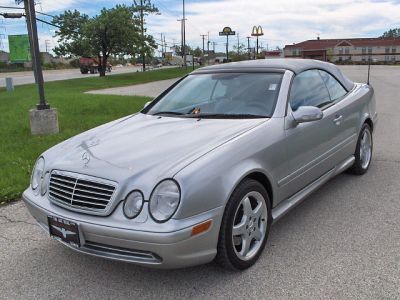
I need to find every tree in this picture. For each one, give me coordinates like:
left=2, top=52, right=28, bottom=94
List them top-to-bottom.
left=132, top=0, right=159, bottom=72
left=53, top=5, right=143, bottom=76
left=52, top=10, right=90, bottom=57
left=381, top=28, right=400, bottom=38
left=231, top=43, right=247, bottom=61
left=174, top=45, right=192, bottom=57
left=191, top=47, right=202, bottom=57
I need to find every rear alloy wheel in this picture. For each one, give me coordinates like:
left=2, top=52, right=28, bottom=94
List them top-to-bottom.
left=348, top=123, right=373, bottom=175
left=216, top=179, right=271, bottom=270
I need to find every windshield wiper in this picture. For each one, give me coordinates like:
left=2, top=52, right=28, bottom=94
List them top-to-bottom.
left=152, top=111, right=184, bottom=116
left=184, top=113, right=268, bottom=119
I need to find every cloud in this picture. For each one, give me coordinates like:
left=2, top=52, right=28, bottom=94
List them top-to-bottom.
left=147, top=0, right=400, bottom=52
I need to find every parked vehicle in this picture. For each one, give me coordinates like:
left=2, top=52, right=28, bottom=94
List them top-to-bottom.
left=79, top=57, right=112, bottom=74
left=23, top=59, right=377, bottom=270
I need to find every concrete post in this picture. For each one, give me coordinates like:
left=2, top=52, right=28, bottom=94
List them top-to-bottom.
left=6, top=78, right=14, bottom=92
left=29, top=108, right=59, bottom=135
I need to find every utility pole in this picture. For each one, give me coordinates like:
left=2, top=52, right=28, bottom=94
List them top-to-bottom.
left=139, top=0, right=146, bottom=71
left=182, top=0, right=187, bottom=68
left=23, top=1, right=37, bottom=83
left=177, top=19, right=183, bottom=59
left=0, top=22, right=5, bottom=51
left=207, top=32, right=210, bottom=65
left=237, top=32, right=240, bottom=56
left=160, top=33, right=163, bottom=57
left=200, top=34, right=206, bottom=64
left=163, top=35, right=166, bottom=56
left=247, top=36, right=251, bottom=60
left=45, top=39, right=50, bottom=53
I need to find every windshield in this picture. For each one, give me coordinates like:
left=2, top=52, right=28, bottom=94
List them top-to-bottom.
left=144, top=72, right=283, bottom=118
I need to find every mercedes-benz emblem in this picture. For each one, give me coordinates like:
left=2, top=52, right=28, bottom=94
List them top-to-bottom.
left=82, top=151, right=90, bottom=166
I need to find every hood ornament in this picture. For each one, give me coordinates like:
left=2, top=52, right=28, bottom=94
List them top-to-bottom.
left=82, top=151, right=90, bottom=166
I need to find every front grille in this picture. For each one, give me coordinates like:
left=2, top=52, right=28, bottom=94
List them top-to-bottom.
left=48, top=171, right=116, bottom=213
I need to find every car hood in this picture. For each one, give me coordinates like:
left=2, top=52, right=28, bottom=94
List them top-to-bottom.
left=47, top=113, right=267, bottom=182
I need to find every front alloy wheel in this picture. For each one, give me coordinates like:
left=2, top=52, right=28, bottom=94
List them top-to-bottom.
left=216, top=179, right=271, bottom=270
left=232, top=191, right=268, bottom=261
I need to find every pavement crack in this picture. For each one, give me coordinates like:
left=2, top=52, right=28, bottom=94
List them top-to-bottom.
left=0, top=215, right=37, bottom=226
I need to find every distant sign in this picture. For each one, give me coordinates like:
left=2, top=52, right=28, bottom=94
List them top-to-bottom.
left=251, top=26, right=264, bottom=37
left=219, top=27, right=236, bottom=36
left=8, top=34, right=31, bottom=63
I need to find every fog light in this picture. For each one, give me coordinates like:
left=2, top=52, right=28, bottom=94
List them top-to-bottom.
left=123, top=191, right=144, bottom=219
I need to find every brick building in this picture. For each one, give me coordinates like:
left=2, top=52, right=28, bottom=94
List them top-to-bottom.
left=284, top=38, right=400, bottom=63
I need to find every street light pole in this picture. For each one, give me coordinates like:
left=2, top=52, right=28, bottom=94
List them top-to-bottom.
left=25, top=0, right=48, bottom=110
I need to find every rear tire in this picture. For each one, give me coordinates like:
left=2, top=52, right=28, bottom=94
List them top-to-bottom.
left=347, top=123, right=373, bottom=175
left=216, top=179, right=272, bottom=270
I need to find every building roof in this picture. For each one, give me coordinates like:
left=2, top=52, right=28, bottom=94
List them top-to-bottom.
left=285, top=38, right=400, bottom=50
left=193, top=58, right=355, bottom=91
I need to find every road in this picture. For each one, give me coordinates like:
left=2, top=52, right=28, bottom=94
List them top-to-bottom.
left=0, top=65, right=399, bottom=299
left=0, top=66, right=157, bottom=87
left=85, top=78, right=180, bottom=98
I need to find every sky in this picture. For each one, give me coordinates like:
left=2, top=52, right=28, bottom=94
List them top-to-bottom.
left=0, top=0, right=399, bottom=55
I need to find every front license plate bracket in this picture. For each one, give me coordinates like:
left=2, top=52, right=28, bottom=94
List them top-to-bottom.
left=48, top=216, right=80, bottom=247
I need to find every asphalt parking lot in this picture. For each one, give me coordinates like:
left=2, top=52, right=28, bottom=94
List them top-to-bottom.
left=0, top=65, right=399, bottom=299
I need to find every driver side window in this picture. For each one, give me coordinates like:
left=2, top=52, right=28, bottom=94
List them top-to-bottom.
left=289, top=70, right=331, bottom=111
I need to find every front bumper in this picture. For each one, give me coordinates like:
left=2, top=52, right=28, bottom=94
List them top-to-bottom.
left=23, top=189, right=223, bottom=269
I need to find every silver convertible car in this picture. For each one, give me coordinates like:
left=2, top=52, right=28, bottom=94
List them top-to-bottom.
left=23, top=59, right=377, bottom=270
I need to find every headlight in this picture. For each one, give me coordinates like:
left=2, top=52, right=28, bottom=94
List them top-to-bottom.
left=31, top=157, right=45, bottom=191
left=40, top=172, right=49, bottom=196
left=149, top=180, right=180, bottom=223
left=123, top=191, right=144, bottom=219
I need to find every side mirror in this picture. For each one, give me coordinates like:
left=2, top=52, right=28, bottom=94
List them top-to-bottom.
left=144, top=101, right=151, bottom=109
left=292, top=106, right=323, bottom=124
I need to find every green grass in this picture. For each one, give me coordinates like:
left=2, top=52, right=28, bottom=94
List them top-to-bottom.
left=0, top=67, right=191, bottom=204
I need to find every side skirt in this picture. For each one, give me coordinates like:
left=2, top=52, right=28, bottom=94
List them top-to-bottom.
left=271, top=155, right=355, bottom=224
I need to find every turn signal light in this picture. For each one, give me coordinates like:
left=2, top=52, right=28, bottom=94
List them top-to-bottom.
left=191, top=220, right=212, bottom=236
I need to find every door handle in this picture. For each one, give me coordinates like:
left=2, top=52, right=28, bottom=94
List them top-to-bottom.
left=333, top=115, right=343, bottom=124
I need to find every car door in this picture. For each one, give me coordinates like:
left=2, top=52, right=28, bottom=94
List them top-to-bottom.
left=279, top=69, right=345, bottom=199
left=318, top=69, right=358, bottom=162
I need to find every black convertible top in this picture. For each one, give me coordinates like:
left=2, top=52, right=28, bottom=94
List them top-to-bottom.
left=192, top=58, right=355, bottom=91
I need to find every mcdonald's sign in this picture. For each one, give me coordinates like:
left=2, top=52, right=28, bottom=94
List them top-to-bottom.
left=251, top=26, right=264, bottom=37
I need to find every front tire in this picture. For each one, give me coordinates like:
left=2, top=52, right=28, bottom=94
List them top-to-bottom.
left=348, top=123, right=373, bottom=175
left=216, top=179, right=272, bottom=270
